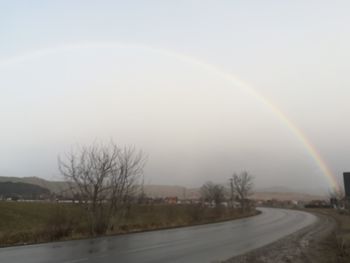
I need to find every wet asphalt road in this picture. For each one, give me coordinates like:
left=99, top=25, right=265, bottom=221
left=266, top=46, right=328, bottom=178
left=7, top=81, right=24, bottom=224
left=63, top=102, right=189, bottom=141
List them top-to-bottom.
left=0, top=208, right=317, bottom=263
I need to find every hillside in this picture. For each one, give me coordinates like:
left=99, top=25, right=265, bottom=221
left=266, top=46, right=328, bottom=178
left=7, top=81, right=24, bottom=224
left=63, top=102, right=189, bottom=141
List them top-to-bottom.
left=0, top=176, right=327, bottom=201
left=0, top=176, right=68, bottom=194
left=0, top=182, right=50, bottom=199
left=252, top=191, right=326, bottom=202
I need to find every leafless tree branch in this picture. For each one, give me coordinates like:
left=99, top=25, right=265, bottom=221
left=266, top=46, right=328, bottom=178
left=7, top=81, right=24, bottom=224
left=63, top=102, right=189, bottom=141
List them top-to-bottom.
left=58, top=141, right=146, bottom=235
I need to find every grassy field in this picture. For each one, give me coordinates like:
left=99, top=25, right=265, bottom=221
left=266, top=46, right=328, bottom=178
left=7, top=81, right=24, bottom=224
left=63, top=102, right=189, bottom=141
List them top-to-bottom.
left=0, top=201, right=256, bottom=247
left=0, top=202, right=86, bottom=245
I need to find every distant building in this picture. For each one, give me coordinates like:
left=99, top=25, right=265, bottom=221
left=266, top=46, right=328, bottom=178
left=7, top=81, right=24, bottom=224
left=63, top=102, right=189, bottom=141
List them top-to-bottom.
left=343, top=172, right=350, bottom=199
left=343, top=172, right=350, bottom=209
left=164, top=196, right=178, bottom=204
left=305, top=200, right=330, bottom=208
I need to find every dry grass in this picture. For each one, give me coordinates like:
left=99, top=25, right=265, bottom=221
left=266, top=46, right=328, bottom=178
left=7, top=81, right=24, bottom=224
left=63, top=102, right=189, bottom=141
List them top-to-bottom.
left=0, top=201, right=256, bottom=247
left=0, top=202, right=87, bottom=245
left=305, top=208, right=350, bottom=263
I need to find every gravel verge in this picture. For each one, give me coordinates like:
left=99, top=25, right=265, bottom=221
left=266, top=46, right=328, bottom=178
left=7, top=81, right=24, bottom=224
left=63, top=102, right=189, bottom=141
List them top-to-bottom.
left=223, top=210, right=337, bottom=263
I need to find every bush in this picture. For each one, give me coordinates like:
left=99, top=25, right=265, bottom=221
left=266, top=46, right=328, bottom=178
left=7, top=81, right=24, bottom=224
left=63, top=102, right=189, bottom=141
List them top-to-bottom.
left=44, top=205, right=77, bottom=240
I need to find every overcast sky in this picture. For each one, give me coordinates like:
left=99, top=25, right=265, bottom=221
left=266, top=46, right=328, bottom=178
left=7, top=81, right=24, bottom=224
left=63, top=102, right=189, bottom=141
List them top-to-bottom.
left=1, top=1, right=349, bottom=192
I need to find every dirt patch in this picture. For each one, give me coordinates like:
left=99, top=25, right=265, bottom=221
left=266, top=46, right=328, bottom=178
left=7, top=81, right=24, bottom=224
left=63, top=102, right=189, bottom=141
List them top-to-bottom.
left=223, top=210, right=338, bottom=263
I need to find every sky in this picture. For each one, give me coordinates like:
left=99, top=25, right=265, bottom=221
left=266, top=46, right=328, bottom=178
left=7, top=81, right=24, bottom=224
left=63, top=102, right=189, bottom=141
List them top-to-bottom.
left=0, top=1, right=350, bottom=192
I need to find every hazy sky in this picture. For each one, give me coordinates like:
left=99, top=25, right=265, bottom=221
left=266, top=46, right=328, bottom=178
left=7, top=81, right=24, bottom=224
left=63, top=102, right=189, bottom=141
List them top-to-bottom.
left=1, top=1, right=350, bottom=192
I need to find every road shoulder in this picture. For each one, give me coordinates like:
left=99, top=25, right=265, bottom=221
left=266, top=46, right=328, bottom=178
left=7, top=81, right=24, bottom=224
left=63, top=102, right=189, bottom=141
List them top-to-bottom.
left=223, top=209, right=337, bottom=263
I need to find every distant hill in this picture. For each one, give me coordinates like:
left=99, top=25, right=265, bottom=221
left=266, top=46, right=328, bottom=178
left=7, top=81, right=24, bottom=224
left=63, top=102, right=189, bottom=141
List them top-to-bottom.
left=0, top=176, right=327, bottom=201
left=0, top=176, right=68, bottom=194
left=0, top=177, right=197, bottom=198
left=0, top=181, right=50, bottom=199
left=144, top=186, right=326, bottom=201
left=254, top=186, right=327, bottom=200
left=255, top=186, right=295, bottom=193
left=252, top=191, right=326, bottom=202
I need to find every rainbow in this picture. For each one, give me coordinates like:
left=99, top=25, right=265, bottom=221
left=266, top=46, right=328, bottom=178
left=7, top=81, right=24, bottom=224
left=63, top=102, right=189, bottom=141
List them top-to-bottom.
left=0, top=42, right=340, bottom=191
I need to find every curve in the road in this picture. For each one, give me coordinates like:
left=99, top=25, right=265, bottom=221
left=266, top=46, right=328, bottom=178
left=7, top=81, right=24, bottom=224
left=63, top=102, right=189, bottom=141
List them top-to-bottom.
left=0, top=208, right=317, bottom=263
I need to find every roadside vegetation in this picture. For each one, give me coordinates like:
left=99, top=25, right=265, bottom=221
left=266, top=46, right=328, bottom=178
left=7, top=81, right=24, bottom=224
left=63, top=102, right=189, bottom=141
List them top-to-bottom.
left=0, top=141, right=257, bottom=247
left=0, top=202, right=256, bottom=246
left=307, top=208, right=350, bottom=263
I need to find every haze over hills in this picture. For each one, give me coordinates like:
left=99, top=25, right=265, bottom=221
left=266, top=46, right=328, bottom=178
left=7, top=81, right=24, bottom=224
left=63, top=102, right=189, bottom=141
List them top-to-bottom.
left=0, top=176, right=327, bottom=201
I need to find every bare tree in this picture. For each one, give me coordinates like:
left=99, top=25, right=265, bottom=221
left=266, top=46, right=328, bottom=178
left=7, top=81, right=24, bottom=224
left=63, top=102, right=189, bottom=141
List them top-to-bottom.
left=58, top=141, right=146, bottom=235
left=230, top=171, right=253, bottom=212
left=229, top=177, right=234, bottom=209
left=200, top=181, right=225, bottom=206
left=329, top=187, right=345, bottom=209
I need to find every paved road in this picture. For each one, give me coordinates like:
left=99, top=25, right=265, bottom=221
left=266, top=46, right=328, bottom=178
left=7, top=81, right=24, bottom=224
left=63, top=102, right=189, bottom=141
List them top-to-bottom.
left=0, top=208, right=317, bottom=263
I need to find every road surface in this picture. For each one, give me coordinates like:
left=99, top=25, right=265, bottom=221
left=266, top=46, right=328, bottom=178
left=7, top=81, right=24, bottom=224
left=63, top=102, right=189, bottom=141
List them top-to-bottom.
left=0, top=208, right=317, bottom=263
